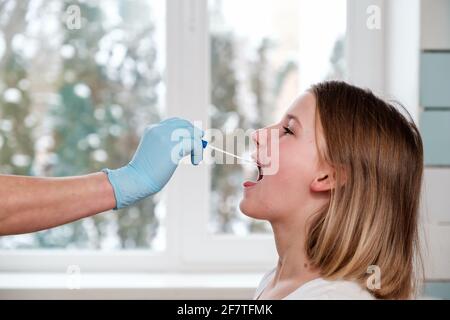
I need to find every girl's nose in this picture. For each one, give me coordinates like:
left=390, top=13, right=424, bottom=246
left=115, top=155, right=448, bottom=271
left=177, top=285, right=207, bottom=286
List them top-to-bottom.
left=251, top=128, right=273, bottom=167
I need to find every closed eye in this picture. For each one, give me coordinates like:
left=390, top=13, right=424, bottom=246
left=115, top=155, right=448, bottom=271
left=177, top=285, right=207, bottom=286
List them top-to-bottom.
left=283, top=126, right=293, bottom=135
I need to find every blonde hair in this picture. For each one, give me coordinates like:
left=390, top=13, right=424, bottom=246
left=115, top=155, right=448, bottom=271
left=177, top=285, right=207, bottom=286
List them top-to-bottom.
left=306, top=81, right=424, bottom=299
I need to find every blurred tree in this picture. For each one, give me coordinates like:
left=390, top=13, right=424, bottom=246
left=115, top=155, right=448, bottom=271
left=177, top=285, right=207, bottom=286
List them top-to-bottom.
left=0, top=0, right=164, bottom=249
left=44, top=0, right=162, bottom=249
left=0, top=1, right=35, bottom=176
left=209, top=1, right=297, bottom=234
left=210, top=29, right=241, bottom=233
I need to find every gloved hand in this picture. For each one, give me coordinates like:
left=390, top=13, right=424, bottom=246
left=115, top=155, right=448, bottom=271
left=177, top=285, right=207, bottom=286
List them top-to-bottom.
left=102, top=117, right=204, bottom=209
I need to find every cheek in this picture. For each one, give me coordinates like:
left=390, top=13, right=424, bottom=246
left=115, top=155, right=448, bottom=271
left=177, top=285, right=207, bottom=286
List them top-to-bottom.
left=278, top=142, right=316, bottom=186
left=274, top=143, right=319, bottom=200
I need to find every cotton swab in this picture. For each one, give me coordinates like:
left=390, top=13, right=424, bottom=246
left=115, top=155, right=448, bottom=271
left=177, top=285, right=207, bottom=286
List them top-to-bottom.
left=202, top=140, right=257, bottom=166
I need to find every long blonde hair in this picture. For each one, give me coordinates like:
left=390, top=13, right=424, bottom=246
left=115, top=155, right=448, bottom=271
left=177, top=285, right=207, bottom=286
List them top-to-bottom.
left=306, top=81, right=424, bottom=299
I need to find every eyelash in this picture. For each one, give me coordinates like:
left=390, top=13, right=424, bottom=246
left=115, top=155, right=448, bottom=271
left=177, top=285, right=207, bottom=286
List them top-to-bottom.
left=283, top=126, right=293, bottom=135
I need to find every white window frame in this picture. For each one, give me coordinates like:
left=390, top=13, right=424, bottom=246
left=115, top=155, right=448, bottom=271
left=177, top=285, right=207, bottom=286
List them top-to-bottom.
left=0, top=0, right=386, bottom=274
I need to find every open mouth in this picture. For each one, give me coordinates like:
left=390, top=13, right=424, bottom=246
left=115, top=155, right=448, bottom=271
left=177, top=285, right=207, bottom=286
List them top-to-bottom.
left=242, top=162, right=264, bottom=188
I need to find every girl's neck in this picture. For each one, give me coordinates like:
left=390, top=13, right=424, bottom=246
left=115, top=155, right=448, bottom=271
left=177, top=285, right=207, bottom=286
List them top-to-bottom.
left=271, top=219, right=321, bottom=285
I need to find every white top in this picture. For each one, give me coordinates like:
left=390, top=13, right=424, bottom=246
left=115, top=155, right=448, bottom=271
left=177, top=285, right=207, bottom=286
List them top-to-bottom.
left=254, top=268, right=375, bottom=300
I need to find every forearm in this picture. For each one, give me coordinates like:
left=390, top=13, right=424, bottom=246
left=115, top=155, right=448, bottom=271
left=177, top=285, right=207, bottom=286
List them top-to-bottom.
left=0, top=173, right=116, bottom=235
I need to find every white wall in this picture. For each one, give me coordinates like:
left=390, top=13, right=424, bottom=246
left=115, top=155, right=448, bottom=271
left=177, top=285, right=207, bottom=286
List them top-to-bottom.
left=346, top=0, right=386, bottom=95
left=384, top=0, right=421, bottom=123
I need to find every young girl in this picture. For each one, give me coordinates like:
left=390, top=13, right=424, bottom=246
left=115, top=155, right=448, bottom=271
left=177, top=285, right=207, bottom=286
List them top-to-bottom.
left=240, top=81, right=424, bottom=300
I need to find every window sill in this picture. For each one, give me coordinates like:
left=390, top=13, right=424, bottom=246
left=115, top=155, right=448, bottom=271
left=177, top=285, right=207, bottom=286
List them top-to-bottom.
left=0, top=272, right=264, bottom=299
left=1, top=272, right=448, bottom=300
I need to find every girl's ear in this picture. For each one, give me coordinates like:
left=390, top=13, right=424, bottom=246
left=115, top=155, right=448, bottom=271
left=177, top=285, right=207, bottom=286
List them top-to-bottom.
left=310, top=166, right=346, bottom=192
left=310, top=173, right=334, bottom=192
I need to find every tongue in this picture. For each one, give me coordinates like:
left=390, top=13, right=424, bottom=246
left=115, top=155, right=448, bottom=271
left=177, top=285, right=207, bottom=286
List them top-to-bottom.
left=243, top=181, right=257, bottom=187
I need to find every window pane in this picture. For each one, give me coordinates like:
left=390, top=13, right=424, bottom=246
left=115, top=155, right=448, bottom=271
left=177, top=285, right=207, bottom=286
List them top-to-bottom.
left=0, top=0, right=166, bottom=249
left=209, top=0, right=346, bottom=234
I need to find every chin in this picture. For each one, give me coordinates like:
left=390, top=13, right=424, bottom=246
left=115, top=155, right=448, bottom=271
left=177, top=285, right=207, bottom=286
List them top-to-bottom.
left=239, top=198, right=267, bottom=220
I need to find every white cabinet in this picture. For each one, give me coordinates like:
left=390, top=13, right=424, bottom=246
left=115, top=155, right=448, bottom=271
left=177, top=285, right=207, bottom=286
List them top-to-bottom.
left=419, top=1, right=450, bottom=279
left=422, top=168, right=450, bottom=224
left=422, top=168, right=450, bottom=279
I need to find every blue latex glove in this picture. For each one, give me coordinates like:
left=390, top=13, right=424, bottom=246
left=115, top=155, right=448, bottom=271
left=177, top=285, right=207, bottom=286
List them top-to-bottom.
left=102, top=117, right=204, bottom=209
